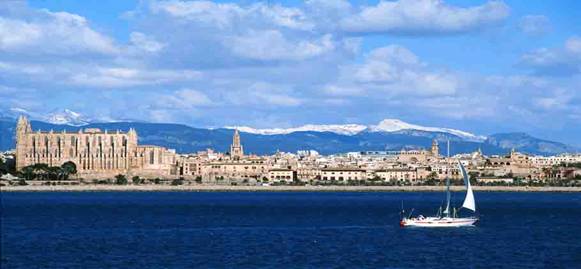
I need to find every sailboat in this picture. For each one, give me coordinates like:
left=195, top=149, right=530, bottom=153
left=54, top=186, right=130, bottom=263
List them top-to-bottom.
left=400, top=143, right=478, bottom=227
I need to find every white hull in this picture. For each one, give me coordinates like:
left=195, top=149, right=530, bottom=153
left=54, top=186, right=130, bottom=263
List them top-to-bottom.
left=400, top=217, right=478, bottom=227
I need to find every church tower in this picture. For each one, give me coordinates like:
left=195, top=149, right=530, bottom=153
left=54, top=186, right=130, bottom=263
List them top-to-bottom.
left=15, top=115, right=32, bottom=170
left=230, top=129, right=244, bottom=160
left=431, top=139, right=439, bottom=157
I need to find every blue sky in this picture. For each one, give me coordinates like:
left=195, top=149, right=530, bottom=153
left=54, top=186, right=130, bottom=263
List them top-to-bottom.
left=1, top=0, right=580, bottom=145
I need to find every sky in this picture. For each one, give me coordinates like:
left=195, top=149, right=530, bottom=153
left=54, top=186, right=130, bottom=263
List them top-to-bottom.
left=1, top=0, right=580, bottom=145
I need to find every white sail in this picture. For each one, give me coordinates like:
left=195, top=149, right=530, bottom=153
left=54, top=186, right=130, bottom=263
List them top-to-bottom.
left=458, top=162, right=476, bottom=211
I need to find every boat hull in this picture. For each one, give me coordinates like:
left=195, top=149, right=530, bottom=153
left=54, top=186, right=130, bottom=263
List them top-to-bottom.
left=400, top=217, right=478, bottom=227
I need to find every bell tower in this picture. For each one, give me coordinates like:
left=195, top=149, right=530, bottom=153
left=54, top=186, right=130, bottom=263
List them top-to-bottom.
left=230, top=129, right=244, bottom=160
left=431, top=139, right=439, bottom=157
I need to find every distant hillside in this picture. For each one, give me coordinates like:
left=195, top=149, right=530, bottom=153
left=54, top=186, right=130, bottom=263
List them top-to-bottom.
left=0, top=118, right=576, bottom=156
left=485, top=133, right=577, bottom=156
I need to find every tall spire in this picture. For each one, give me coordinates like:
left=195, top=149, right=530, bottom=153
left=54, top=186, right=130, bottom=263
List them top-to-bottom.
left=15, top=115, right=32, bottom=170
left=16, top=115, right=31, bottom=135
left=230, top=129, right=244, bottom=160
left=233, top=129, right=241, bottom=147
left=431, top=139, right=439, bottom=157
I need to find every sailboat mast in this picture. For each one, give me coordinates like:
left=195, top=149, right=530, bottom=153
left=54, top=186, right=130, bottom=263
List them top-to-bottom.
left=445, top=140, right=451, bottom=218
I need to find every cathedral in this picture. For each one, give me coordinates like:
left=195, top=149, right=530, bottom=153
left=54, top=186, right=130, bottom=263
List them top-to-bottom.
left=15, top=116, right=177, bottom=179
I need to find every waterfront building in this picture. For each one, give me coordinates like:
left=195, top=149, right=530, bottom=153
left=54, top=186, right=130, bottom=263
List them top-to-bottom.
left=14, top=116, right=177, bottom=179
left=396, top=140, right=440, bottom=164
left=483, top=149, right=538, bottom=179
left=531, top=154, right=581, bottom=167
left=200, top=157, right=269, bottom=182
left=296, top=165, right=321, bottom=181
left=320, top=167, right=366, bottom=182
left=268, top=168, right=296, bottom=183
left=375, top=168, right=418, bottom=183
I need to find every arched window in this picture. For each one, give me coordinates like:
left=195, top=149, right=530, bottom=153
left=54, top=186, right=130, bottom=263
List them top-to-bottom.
left=45, top=136, right=49, bottom=155
left=57, top=137, right=62, bottom=157
left=150, top=151, right=155, bottom=164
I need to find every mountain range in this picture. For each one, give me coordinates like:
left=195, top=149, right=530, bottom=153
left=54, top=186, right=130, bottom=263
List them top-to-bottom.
left=0, top=110, right=577, bottom=156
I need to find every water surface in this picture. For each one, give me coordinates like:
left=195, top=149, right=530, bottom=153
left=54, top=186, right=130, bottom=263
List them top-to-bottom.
left=1, top=191, right=580, bottom=268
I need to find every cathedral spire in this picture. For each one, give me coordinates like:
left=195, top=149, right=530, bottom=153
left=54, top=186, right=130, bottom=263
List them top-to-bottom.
left=16, top=115, right=31, bottom=136
left=230, top=129, right=244, bottom=160
left=431, top=139, right=439, bottom=157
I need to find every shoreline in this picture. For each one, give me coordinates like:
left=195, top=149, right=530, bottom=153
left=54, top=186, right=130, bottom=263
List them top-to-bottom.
left=1, top=185, right=580, bottom=192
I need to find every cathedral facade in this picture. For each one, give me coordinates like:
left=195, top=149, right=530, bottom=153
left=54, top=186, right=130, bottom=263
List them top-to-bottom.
left=15, top=116, right=177, bottom=179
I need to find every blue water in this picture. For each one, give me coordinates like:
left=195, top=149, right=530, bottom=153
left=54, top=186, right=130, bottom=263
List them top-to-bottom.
left=1, top=192, right=580, bottom=268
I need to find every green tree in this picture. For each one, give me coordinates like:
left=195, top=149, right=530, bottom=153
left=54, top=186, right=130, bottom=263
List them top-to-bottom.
left=0, top=158, right=16, bottom=175
left=0, top=159, right=7, bottom=175
left=60, top=161, right=77, bottom=180
left=31, top=163, right=50, bottom=180
left=20, top=165, right=36, bottom=180
left=47, top=166, right=60, bottom=180
left=427, top=172, right=439, bottom=180
left=115, top=174, right=128, bottom=185
left=369, top=175, right=382, bottom=183
left=132, top=176, right=141, bottom=185
left=195, top=176, right=202, bottom=184
left=171, top=178, right=183, bottom=186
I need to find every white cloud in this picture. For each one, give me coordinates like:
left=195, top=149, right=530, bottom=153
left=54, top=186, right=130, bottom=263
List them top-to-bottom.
left=150, top=0, right=313, bottom=31
left=340, top=0, right=509, bottom=34
left=0, top=11, right=119, bottom=55
left=519, top=15, right=551, bottom=36
left=227, top=30, right=335, bottom=61
left=129, top=32, right=166, bottom=53
left=521, top=36, right=581, bottom=75
left=565, top=36, right=581, bottom=55
left=337, top=45, right=458, bottom=96
left=68, top=67, right=202, bottom=87
left=226, top=82, right=303, bottom=107
left=323, top=85, right=364, bottom=96
left=156, top=89, right=214, bottom=110
left=532, top=89, right=574, bottom=110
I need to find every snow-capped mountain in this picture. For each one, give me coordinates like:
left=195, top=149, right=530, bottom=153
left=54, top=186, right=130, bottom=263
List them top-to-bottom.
left=45, top=109, right=90, bottom=126
left=1, top=116, right=576, bottom=155
left=227, top=119, right=487, bottom=142
left=369, top=119, right=487, bottom=142
left=228, top=124, right=367, bottom=136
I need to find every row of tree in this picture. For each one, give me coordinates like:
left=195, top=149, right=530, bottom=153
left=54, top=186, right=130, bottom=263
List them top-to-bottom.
left=19, top=162, right=77, bottom=181
left=112, top=174, right=185, bottom=186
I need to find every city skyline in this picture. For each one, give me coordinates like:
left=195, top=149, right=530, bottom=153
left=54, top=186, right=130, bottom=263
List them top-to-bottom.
left=1, top=0, right=580, bottom=146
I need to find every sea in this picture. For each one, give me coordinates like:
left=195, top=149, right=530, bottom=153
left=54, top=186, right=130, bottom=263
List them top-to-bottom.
left=1, top=191, right=580, bottom=268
